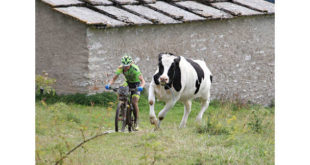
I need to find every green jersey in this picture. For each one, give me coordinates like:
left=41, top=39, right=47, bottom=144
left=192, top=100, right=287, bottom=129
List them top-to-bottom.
left=115, top=64, right=142, bottom=83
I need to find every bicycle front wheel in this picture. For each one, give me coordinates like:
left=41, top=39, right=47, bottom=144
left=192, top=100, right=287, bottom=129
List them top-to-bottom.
left=115, top=102, right=126, bottom=132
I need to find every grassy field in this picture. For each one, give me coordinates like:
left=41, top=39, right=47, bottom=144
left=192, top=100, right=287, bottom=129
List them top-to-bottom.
left=35, top=94, right=274, bottom=165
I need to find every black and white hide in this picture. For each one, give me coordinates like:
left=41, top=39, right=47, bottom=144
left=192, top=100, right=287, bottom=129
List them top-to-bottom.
left=148, top=53, right=213, bottom=128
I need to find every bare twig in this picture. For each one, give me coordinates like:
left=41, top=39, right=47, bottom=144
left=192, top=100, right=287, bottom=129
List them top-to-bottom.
left=80, top=129, right=86, bottom=141
left=55, top=130, right=113, bottom=165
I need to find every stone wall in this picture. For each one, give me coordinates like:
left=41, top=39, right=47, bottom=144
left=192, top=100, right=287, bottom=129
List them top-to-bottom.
left=36, top=0, right=89, bottom=94
left=86, top=15, right=274, bottom=105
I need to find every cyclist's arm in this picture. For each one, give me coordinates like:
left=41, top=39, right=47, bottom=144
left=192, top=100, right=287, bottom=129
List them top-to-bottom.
left=109, top=66, right=122, bottom=85
left=109, top=74, right=119, bottom=86
left=139, top=75, right=145, bottom=88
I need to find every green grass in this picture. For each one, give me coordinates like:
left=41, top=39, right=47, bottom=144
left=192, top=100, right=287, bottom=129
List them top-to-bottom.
left=36, top=94, right=274, bottom=165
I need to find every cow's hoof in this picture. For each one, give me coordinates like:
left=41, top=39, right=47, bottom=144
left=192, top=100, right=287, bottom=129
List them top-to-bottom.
left=150, top=117, right=157, bottom=125
left=195, top=117, right=202, bottom=123
left=152, top=119, right=161, bottom=131
left=154, top=124, right=161, bottom=131
left=154, top=127, right=160, bottom=131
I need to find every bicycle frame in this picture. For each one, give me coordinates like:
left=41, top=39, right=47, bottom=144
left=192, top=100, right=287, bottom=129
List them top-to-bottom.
left=110, top=86, right=137, bottom=132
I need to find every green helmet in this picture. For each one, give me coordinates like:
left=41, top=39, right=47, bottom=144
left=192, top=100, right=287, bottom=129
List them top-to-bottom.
left=121, top=55, right=133, bottom=66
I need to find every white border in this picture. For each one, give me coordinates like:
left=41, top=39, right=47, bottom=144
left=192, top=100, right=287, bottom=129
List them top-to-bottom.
left=0, top=0, right=35, bottom=164
left=2, top=0, right=310, bottom=164
left=276, top=0, right=310, bottom=164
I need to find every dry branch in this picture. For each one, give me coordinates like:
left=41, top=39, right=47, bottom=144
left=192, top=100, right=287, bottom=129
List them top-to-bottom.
left=55, top=130, right=113, bottom=165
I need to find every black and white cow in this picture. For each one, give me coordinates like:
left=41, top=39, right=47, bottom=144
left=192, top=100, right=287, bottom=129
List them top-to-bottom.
left=148, top=53, right=213, bottom=128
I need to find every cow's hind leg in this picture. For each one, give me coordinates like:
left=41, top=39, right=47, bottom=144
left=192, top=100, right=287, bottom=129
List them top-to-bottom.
left=196, top=97, right=210, bottom=123
left=179, top=100, right=192, bottom=128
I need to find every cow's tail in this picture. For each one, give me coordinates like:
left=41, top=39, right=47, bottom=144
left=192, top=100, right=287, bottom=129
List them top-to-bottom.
left=202, top=59, right=213, bottom=84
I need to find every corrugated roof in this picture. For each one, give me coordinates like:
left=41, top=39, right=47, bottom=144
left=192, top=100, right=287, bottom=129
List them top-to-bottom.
left=41, top=0, right=274, bottom=28
left=43, top=0, right=84, bottom=7
left=83, top=0, right=113, bottom=5
left=112, top=0, right=139, bottom=5
left=232, top=0, right=274, bottom=14
left=148, top=1, right=205, bottom=21
left=175, top=1, right=232, bottom=19
left=211, top=2, right=263, bottom=16
left=123, top=5, right=181, bottom=24
left=55, top=6, right=126, bottom=26
left=95, top=6, right=152, bottom=24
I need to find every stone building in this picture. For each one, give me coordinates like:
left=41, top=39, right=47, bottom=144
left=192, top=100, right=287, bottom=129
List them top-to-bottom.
left=36, top=0, right=274, bottom=105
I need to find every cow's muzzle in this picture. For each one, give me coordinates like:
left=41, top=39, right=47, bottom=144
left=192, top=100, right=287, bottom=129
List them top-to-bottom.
left=159, top=77, right=168, bottom=85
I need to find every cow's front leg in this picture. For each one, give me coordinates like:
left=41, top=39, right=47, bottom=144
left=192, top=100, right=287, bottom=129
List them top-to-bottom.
left=148, top=84, right=157, bottom=125
left=157, top=98, right=178, bottom=128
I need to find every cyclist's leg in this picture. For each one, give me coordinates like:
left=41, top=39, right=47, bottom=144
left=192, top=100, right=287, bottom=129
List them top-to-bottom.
left=121, top=82, right=128, bottom=87
left=132, top=91, right=140, bottom=129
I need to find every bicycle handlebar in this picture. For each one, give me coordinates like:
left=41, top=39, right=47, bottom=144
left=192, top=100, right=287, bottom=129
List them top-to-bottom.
left=107, top=87, right=138, bottom=92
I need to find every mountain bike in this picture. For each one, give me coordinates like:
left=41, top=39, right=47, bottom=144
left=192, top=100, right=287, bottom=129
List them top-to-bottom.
left=108, top=86, right=137, bottom=132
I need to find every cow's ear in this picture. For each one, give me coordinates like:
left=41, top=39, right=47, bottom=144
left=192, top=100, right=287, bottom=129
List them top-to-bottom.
left=158, top=53, right=163, bottom=62
left=174, top=56, right=181, bottom=64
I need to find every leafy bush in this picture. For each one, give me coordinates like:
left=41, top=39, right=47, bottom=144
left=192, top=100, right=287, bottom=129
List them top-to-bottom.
left=35, top=72, right=117, bottom=107
left=36, top=72, right=56, bottom=95
left=36, top=92, right=117, bottom=107
left=268, top=99, right=275, bottom=108
left=209, top=100, right=222, bottom=109
left=48, top=102, right=70, bottom=112
left=247, top=110, right=263, bottom=133
left=66, top=113, right=81, bottom=124
left=196, top=116, right=230, bottom=135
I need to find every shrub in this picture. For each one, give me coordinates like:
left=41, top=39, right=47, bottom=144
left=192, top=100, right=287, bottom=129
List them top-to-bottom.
left=36, top=72, right=56, bottom=95
left=36, top=92, right=117, bottom=107
left=231, top=94, right=250, bottom=111
left=268, top=99, right=275, bottom=108
left=209, top=100, right=221, bottom=109
left=48, top=102, right=69, bottom=112
left=247, top=110, right=263, bottom=133
left=66, top=113, right=81, bottom=124
left=196, top=116, right=230, bottom=135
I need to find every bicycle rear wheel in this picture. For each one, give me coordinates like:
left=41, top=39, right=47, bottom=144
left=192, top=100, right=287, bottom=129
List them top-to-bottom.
left=127, top=105, right=133, bottom=132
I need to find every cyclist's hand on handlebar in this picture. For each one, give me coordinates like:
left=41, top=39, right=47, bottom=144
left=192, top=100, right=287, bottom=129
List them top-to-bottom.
left=105, top=84, right=110, bottom=90
left=137, top=86, right=143, bottom=92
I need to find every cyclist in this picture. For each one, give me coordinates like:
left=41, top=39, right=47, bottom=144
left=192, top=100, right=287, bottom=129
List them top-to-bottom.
left=105, top=54, right=145, bottom=131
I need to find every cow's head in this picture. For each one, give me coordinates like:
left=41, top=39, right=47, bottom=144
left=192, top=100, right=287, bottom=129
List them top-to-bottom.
left=153, top=53, right=181, bottom=87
